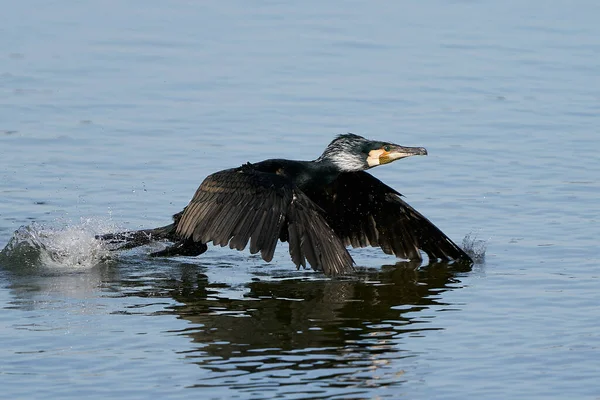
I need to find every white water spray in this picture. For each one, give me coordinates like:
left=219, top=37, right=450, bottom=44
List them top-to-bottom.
left=0, top=217, right=120, bottom=271
left=462, top=232, right=487, bottom=263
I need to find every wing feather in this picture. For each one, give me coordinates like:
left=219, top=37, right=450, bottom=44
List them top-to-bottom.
left=176, top=166, right=354, bottom=274
left=314, top=171, right=471, bottom=263
left=285, top=192, right=354, bottom=275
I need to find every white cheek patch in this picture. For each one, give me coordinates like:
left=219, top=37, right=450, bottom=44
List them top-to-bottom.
left=367, top=149, right=385, bottom=167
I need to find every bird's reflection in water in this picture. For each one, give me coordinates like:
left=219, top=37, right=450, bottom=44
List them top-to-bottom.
left=1, top=250, right=471, bottom=393
left=167, top=260, right=470, bottom=389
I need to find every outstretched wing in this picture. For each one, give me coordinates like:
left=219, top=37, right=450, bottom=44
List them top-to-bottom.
left=176, top=166, right=354, bottom=275
left=315, top=171, right=471, bottom=263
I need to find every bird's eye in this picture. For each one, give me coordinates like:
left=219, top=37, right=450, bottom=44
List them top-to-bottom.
left=383, top=145, right=391, bottom=152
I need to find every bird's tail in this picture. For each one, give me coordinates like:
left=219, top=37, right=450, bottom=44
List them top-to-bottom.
left=96, top=211, right=183, bottom=250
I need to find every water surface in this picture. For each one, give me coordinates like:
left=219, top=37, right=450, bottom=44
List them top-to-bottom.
left=1, top=1, right=599, bottom=399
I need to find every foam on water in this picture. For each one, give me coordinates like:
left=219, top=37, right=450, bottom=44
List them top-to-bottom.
left=0, top=217, right=119, bottom=271
left=462, top=233, right=487, bottom=263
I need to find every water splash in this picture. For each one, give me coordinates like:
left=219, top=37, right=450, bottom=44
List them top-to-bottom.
left=0, top=218, right=118, bottom=271
left=462, top=232, right=487, bottom=263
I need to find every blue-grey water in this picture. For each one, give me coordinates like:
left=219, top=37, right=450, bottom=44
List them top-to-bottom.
left=1, top=1, right=599, bottom=399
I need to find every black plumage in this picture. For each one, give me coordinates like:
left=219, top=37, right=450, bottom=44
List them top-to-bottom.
left=99, top=134, right=472, bottom=275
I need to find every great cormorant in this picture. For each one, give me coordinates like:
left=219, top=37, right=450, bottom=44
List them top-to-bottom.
left=99, top=134, right=472, bottom=274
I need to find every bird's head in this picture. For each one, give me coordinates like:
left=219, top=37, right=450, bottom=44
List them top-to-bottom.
left=317, top=133, right=428, bottom=172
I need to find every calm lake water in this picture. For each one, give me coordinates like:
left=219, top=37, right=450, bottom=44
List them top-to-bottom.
left=1, top=1, right=599, bottom=399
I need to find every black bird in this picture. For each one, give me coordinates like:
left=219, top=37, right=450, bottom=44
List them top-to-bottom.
left=99, top=134, right=472, bottom=275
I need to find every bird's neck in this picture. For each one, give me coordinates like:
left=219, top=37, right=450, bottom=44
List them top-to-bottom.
left=314, top=149, right=366, bottom=173
left=251, top=158, right=349, bottom=189
left=302, top=158, right=346, bottom=186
